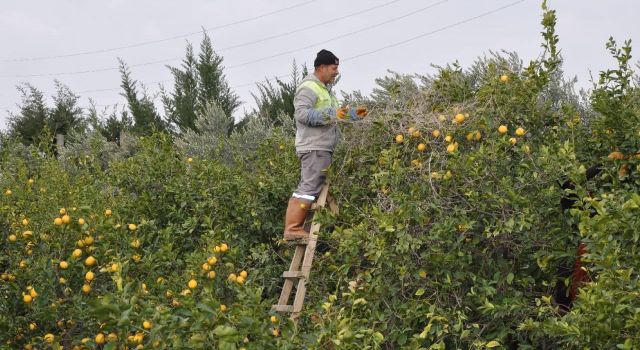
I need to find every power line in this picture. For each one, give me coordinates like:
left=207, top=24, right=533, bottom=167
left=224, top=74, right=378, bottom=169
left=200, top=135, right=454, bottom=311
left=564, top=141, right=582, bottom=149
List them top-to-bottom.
left=0, top=0, right=405, bottom=79
left=1, top=0, right=318, bottom=63
left=227, top=0, right=448, bottom=68
left=344, top=0, right=526, bottom=61
left=70, top=1, right=528, bottom=99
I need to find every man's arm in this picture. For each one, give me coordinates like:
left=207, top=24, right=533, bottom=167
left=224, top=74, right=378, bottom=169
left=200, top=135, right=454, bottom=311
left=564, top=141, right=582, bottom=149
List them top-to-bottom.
left=293, top=87, right=337, bottom=127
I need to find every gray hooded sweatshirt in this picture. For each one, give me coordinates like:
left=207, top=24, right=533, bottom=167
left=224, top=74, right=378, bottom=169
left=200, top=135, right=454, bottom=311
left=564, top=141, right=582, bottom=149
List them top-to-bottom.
left=293, top=74, right=340, bottom=153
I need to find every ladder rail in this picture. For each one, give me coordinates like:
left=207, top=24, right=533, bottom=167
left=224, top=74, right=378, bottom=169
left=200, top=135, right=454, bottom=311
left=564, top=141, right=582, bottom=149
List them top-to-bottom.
left=272, top=183, right=335, bottom=320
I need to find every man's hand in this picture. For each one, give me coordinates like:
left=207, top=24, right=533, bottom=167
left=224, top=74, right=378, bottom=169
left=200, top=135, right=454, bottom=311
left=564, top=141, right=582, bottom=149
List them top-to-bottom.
left=336, top=107, right=349, bottom=120
left=355, top=107, right=368, bottom=118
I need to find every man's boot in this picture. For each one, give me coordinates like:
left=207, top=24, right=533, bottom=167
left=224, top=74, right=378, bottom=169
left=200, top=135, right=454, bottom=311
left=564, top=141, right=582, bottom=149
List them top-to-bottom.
left=283, top=197, right=312, bottom=241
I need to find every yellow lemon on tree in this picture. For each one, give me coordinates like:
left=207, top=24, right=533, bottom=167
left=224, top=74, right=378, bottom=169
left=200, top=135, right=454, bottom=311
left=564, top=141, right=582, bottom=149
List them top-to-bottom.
left=500, top=74, right=509, bottom=82
left=454, top=113, right=465, bottom=124
left=498, top=125, right=508, bottom=134
left=515, top=127, right=526, bottom=136
left=431, top=129, right=441, bottom=138
left=395, top=134, right=404, bottom=144
left=444, top=135, right=452, bottom=143
left=509, top=137, right=517, bottom=145
left=417, top=143, right=426, bottom=152
left=59, top=208, right=66, bottom=215
left=104, top=209, right=112, bottom=217
left=61, top=215, right=71, bottom=225
left=22, top=218, right=29, bottom=226
left=54, top=218, right=63, bottom=226
left=77, top=218, right=85, bottom=225
left=128, top=223, right=137, bottom=231
left=8, top=234, right=17, bottom=242
left=83, top=236, right=94, bottom=246
left=220, top=243, right=229, bottom=253
left=72, top=249, right=83, bottom=258
left=84, top=256, right=97, bottom=267
left=207, top=256, right=217, bottom=265
left=59, top=261, right=69, bottom=269
left=201, top=263, right=211, bottom=271
left=239, top=270, right=248, bottom=279
left=85, top=271, right=95, bottom=282
left=207, top=271, right=216, bottom=279
left=228, top=273, right=237, bottom=282
left=236, top=276, right=245, bottom=284
left=188, top=279, right=198, bottom=289
left=82, top=284, right=91, bottom=294
left=23, top=294, right=33, bottom=304
left=220, top=304, right=227, bottom=312
left=270, top=315, right=278, bottom=323
left=143, top=321, right=153, bottom=330
left=44, top=333, right=55, bottom=344
left=95, top=333, right=105, bottom=345
left=107, top=333, right=118, bottom=342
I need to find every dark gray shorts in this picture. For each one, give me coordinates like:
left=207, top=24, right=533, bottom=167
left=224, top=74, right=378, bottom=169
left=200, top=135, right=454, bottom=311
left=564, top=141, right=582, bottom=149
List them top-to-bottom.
left=293, top=150, right=332, bottom=201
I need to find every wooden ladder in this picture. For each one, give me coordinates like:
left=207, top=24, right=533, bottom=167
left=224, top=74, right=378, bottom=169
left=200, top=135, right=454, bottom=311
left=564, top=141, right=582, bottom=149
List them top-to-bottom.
left=272, top=183, right=338, bottom=321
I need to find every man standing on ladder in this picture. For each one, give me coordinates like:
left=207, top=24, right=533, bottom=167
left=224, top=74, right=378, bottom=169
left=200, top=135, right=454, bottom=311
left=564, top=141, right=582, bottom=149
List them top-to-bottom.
left=283, top=49, right=368, bottom=241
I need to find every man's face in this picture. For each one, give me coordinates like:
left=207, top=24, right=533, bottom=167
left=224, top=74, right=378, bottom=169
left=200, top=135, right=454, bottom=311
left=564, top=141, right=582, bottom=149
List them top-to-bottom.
left=317, top=64, right=339, bottom=84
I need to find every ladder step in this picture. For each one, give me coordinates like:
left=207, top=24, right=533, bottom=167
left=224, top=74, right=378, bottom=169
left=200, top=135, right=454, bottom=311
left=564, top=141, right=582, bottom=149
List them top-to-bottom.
left=284, top=237, right=312, bottom=245
left=282, top=271, right=307, bottom=279
left=271, top=304, right=294, bottom=313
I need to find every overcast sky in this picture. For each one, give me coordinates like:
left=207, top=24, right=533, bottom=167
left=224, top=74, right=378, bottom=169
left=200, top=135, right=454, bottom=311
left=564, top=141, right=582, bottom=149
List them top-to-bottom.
left=1, top=0, right=639, bottom=130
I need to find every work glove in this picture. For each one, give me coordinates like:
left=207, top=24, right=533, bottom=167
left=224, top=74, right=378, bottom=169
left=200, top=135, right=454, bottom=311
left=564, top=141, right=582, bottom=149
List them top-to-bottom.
left=336, top=106, right=368, bottom=120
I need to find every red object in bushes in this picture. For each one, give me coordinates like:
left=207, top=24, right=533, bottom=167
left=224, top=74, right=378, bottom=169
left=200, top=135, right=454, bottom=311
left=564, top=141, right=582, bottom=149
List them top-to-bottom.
left=569, top=243, right=589, bottom=301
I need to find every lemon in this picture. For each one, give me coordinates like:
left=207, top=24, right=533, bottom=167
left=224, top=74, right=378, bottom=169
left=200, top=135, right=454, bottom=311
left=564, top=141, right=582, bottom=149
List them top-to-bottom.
left=500, top=74, right=509, bottom=82
left=454, top=113, right=465, bottom=124
left=498, top=125, right=508, bottom=134
left=515, top=127, right=525, bottom=136
left=431, top=130, right=441, bottom=138
left=395, top=134, right=404, bottom=144
left=509, top=137, right=517, bottom=145
left=417, top=143, right=426, bottom=152
left=104, top=209, right=112, bottom=217
left=61, top=214, right=70, bottom=224
left=22, top=218, right=29, bottom=226
left=54, top=218, right=63, bottom=226
left=77, top=218, right=85, bottom=225
left=128, top=224, right=137, bottom=231
left=8, top=234, right=17, bottom=242
left=220, top=243, right=229, bottom=253
left=84, top=256, right=97, bottom=267
left=207, top=256, right=217, bottom=265
left=59, top=261, right=69, bottom=269
left=239, top=270, right=248, bottom=279
left=85, top=271, right=95, bottom=281
left=207, top=271, right=216, bottom=279
left=236, top=276, right=245, bottom=284
left=187, top=279, right=197, bottom=289
left=82, top=284, right=91, bottom=294
left=23, top=294, right=33, bottom=303
left=220, top=304, right=227, bottom=312
left=270, top=315, right=278, bottom=323
left=142, top=320, right=153, bottom=330
left=44, top=333, right=55, bottom=343
left=95, top=333, right=105, bottom=345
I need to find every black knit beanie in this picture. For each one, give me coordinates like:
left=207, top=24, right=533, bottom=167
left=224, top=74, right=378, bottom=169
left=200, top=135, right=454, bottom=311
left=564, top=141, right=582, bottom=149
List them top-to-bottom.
left=314, top=49, right=339, bottom=67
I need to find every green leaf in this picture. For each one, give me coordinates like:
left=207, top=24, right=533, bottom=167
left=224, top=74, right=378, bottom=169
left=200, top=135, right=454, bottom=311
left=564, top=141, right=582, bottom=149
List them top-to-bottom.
left=506, top=273, right=514, bottom=285
left=415, top=288, right=425, bottom=296
left=486, top=340, right=501, bottom=348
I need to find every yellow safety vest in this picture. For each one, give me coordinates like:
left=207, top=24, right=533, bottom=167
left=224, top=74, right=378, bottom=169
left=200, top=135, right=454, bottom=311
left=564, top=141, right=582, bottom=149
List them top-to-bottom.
left=297, top=80, right=339, bottom=109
